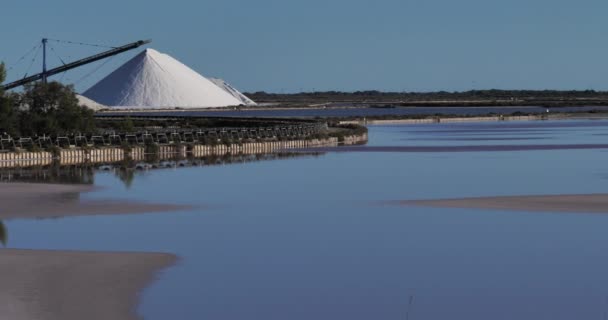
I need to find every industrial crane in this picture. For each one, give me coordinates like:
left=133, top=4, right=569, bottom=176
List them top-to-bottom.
left=1, top=39, right=151, bottom=91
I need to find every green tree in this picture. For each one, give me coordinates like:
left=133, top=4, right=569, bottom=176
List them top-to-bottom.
left=0, top=62, right=5, bottom=91
left=0, top=63, right=18, bottom=136
left=18, top=81, right=96, bottom=136
left=118, top=116, right=135, bottom=132
left=0, top=220, right=6, bottom=246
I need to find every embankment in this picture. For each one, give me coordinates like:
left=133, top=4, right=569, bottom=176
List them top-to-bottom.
left=0, top=133, right=368, bottom=169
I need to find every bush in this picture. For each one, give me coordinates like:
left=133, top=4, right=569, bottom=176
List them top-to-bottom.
left=220, top=137, right=233, bottom=145
left=144, top=142, right=159, bottom=154
left=49, top=146, right=61, bottom=157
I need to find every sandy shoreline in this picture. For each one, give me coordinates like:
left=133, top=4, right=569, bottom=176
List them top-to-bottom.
left=0, top=182, right=191, bottom=220
left=0, top=182, right=189, bottom=320
left=398, top=193, right=608, bottom=213
left=0, top=249, right=176, bottom=320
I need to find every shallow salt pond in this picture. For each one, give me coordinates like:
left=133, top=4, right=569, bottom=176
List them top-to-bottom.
left=7, top=119, right=608, bottom=320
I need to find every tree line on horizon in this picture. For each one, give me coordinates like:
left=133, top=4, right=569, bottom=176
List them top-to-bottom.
left=0, top=62, right=95, bottom=137
left=245, top=89, right=608, bottom=102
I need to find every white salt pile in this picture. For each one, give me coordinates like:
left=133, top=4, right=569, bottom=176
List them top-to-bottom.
left=83, top=49, right=245, bottom=108
left=209, top=78, right=256, bottom=106
left=76, top=94, right=106, bottom=111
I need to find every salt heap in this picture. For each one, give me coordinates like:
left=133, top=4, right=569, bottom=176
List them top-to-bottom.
left=83, top=49, right=245, bottom=108
left=209, top=78, right=256, bottom=106
left=76, top=94, right=106, bottom=111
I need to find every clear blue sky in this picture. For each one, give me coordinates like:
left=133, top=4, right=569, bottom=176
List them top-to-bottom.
left=2, top=0, right=607, bottom=93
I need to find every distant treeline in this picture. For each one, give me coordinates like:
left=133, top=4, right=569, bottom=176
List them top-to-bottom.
left=245, top=90, right=608, bottom=106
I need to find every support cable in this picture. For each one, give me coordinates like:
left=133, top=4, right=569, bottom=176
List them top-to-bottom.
left=46, top=38, right=116, bottom=49
left=7, top=43, right=41, bottom=72
left=48, top=44, right=67, bottom=66
left=23, top=45, right=42, bottom=79
left=73, top=55, right=115, bottom=86
left=59, top=70, right=67, bottom=83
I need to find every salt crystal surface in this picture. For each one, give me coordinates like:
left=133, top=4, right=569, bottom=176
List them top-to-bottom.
left=83, top=49, right=243, bottom=108
left=209, top=78, right=256, bottom=106
left=76, top=94, right=106, bottom=111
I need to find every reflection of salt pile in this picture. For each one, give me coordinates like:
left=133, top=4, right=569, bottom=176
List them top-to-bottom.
left=83, top=49, right=252, bottom=108
left=209, top=78, right=256, bottom=106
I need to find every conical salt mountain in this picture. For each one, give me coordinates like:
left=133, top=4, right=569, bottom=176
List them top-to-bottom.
left=83, top=49, right=243, bottom=108
left=209, top=78, right=256, bottom=106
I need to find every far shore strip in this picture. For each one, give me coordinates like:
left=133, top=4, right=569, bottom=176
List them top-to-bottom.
left=294, top=144, right=608, bottom=154
left=0, top=182, right=191, bottom=220
left=398, top=194, right=608, bottom=213
left=0, top=249, right=176, bottom=320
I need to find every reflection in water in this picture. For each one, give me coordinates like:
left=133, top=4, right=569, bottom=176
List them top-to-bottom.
left=0, top=152, right=324, bottom=187
left=0, top=152, right=322, bottom=243
left=112, top=152, right=324, bottom=188
left=0, top=164, right=95, bottom=185
left=116, top=167, right=136, bottom=189
left=0, top=221, right=6, bottom=246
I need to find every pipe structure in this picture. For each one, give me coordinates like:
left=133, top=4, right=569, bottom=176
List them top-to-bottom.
left=1, top=39, right=151, bottom=90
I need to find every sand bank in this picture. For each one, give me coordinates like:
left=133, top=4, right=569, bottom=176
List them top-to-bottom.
left=0, top=183, right=190, bottom=220
left=0, top=184, right=187, bottom=320
left=398, top=194, right=608, bottom=213
left=0, top=249, right=175, bottom=320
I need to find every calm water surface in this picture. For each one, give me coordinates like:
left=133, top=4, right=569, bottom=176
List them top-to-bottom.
left=6, top=119, right=608, bottom=320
